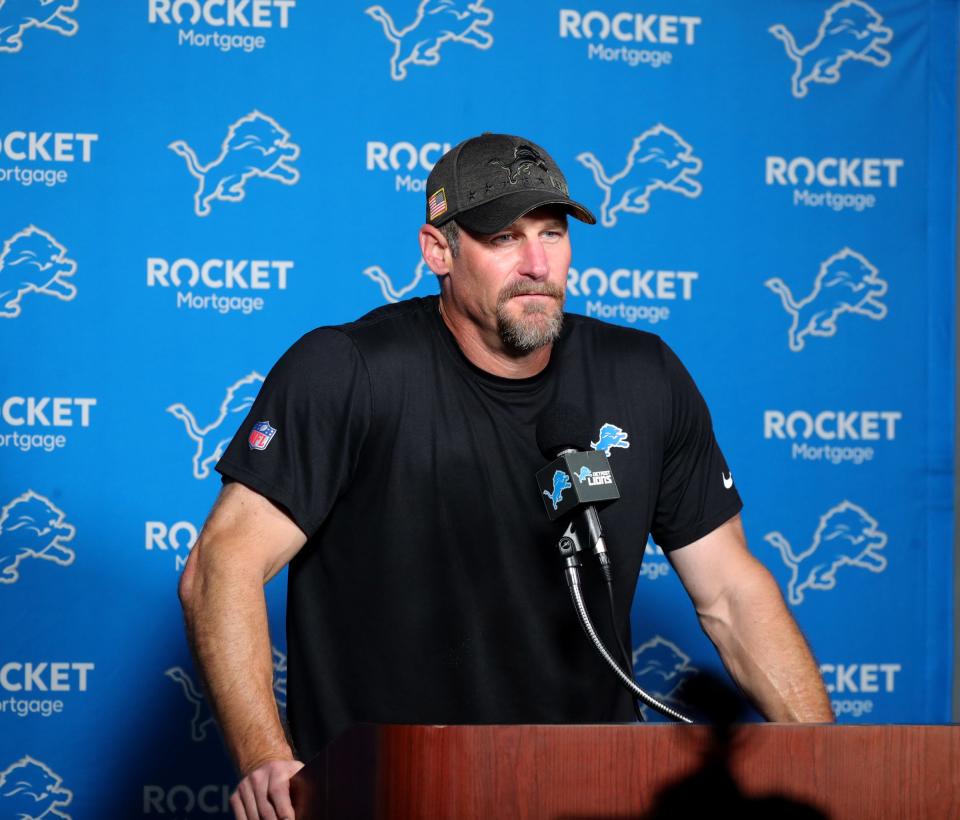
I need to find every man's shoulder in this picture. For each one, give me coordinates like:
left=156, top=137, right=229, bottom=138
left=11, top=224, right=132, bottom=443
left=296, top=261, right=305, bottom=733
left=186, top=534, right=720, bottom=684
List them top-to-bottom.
left=340, top=296, right=437, bottom=335
left=269, top=297, right=436, bottom=371
left=293, top=297, right=436, bottom=349
left=294, top=297, right=440, bottom=375
left=337, top=297, right=439, bottom=363
left=563, top=311, right=665, bottom=357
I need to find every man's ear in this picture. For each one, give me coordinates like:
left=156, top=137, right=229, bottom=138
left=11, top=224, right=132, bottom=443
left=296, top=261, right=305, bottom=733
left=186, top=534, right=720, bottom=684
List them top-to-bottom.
left=419, top=224, right=451, bottom=277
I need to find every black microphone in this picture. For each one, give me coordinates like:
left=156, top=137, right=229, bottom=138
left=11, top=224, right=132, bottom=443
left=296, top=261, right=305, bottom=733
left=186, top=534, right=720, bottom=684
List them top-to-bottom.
left=535, top=402, right=593, bottom=459
left=535, top=404, right=620, bottom=560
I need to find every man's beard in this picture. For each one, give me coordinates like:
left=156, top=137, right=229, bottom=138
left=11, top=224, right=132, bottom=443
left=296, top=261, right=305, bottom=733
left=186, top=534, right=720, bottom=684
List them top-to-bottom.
left=495, top=281, right=565, bottom=353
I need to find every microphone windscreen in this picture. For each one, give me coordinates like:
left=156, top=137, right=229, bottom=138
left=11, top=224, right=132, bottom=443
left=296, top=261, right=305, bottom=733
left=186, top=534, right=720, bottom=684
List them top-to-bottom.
left=536, top=403, right=592, bottom=457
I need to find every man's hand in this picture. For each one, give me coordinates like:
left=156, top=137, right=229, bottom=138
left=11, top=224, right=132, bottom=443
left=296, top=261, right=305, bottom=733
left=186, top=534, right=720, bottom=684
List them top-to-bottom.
left=230, top=759, right=305, bottom=820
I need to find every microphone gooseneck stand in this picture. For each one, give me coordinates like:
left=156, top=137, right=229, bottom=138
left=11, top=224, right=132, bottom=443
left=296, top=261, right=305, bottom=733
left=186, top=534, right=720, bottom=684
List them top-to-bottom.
left=557, top=529, right=693, bottom=724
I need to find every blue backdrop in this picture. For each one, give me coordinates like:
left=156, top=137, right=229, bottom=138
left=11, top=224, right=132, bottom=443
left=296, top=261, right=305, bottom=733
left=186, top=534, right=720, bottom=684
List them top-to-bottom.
left=0, top=1, right=956, bottom=817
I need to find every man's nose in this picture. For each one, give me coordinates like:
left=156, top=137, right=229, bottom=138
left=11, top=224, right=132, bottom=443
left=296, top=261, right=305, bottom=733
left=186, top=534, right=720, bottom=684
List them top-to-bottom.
left=518, top=238, right=550, bottom=278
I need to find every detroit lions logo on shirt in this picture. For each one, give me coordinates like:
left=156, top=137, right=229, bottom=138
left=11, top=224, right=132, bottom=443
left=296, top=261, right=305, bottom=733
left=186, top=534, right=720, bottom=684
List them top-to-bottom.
left=591, top=423, right=630, bottom=457
left=543, top=470, right=572, bottom=511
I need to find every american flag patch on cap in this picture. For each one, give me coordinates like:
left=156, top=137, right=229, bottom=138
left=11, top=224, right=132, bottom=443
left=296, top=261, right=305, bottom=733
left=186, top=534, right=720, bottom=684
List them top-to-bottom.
left=428, top=187, right=447, bottom=220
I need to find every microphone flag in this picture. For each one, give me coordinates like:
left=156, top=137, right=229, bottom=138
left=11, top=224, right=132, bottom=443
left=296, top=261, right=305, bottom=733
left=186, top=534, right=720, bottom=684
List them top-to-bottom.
left=536, top=450, right=620, bottom=521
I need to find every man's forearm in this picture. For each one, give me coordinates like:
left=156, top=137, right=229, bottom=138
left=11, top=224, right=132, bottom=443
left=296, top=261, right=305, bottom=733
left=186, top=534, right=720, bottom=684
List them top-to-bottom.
left=180, top=550, right=295, bottom=773
left=698, top=566, right=834, bottom=722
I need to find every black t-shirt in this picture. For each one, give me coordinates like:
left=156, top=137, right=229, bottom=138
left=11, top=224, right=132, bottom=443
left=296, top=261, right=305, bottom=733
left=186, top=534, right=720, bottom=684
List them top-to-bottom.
left=217, top=296, right=742, bottom=760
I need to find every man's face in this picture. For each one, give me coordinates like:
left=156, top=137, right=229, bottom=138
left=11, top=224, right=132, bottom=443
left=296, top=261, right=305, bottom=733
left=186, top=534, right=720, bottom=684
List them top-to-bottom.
left=448, top=206, right=571, bottom=353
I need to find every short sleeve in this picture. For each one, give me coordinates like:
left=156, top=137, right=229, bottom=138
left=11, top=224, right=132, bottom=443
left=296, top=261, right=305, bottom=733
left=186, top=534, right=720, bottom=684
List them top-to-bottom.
left=216, top=328, right=371, bottom=537
left=650, top=341, right=743, bottom=551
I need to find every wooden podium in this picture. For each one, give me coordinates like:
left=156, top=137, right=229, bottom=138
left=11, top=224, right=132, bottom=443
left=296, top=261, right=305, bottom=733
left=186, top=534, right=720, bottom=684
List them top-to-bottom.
left=289, top=723, right=959, bottom=818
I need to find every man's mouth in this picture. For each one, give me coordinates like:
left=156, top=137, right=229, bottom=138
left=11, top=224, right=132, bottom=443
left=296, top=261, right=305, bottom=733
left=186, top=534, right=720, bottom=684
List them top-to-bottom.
left=500, top=283, right=564, bottom=302
left=514, top=292, right=555, bottom=300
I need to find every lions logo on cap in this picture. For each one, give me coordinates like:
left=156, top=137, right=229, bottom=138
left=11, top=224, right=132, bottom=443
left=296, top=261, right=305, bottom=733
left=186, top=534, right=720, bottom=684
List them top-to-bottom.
left=489, top=145, right=548, bottom=184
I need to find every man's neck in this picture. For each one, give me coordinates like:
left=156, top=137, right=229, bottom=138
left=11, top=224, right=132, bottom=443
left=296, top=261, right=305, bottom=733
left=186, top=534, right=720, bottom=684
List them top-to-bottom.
left=438, top=297, right=553, bottom=379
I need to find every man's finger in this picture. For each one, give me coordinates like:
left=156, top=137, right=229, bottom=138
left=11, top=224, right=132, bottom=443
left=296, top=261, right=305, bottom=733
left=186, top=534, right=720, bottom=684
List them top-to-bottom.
left=251, top=772, right=280, bottom=820
left=268, top=772, right=297, bottom=820
left=237, top=780, right=260, bottom=820
left=229, top=790, right=248, bottom=820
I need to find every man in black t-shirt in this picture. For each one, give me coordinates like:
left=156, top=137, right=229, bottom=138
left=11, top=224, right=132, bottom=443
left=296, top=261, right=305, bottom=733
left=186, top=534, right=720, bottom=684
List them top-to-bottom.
left=178, top=134, right=833, bottom=820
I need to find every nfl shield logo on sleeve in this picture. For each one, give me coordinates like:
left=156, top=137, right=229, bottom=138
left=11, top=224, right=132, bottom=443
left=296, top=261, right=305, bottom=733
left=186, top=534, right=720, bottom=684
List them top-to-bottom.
left=248, top=421, right=277, bottom=451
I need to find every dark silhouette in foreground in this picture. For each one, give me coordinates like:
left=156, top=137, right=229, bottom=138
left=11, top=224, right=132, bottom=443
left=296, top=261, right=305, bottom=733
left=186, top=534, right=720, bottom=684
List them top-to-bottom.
left=644, top=672, right=829, bottom=819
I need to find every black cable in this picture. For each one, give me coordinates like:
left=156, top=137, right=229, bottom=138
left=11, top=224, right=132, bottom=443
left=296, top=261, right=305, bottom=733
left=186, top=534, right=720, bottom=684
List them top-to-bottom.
left=597, top=556, right=645, bottom=722
left=603, top=576, right=646, bottom=723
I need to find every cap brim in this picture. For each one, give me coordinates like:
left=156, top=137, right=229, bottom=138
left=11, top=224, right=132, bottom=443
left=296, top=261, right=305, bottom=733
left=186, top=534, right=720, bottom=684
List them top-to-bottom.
left=455, top=190, right=597, bottom=235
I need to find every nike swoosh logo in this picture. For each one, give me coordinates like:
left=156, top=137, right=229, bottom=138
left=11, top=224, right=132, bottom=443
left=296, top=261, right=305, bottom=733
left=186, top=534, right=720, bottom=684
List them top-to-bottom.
left=722, top=472, right=734, bottom=490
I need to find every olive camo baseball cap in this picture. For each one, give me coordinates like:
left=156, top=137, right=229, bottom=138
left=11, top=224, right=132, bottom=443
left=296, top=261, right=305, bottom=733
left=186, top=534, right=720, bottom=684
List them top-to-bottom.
left=424, top=133, right=596, bottom=234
